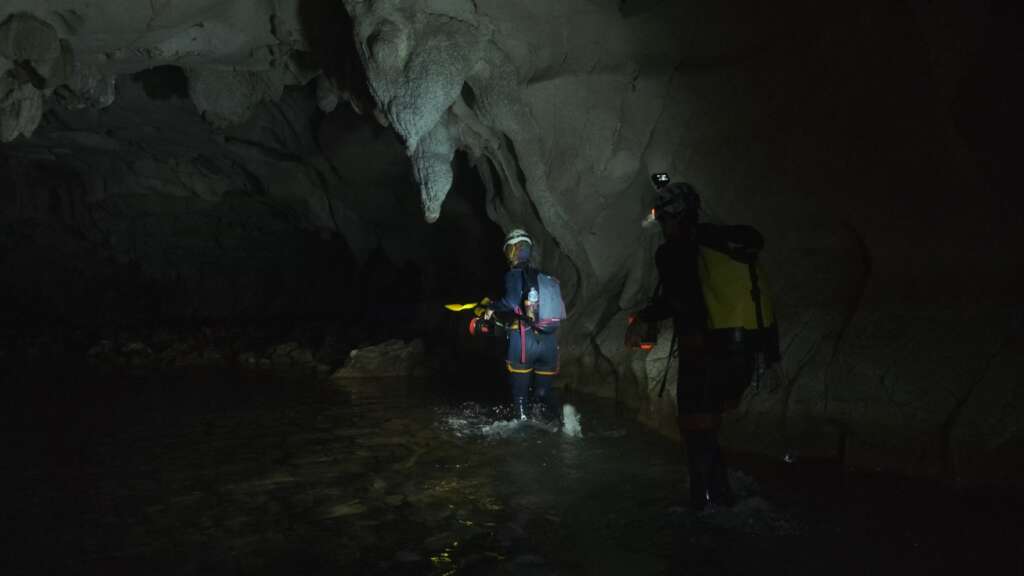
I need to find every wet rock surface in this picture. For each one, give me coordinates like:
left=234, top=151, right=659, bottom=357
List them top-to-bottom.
left=1, top=0, right=1020, bottom=485
left=339, top=0, right=1024, bottom=483
left=53, top=323, right=478, bottom=380
left=77, top=326, right=336, bottom=374
left=331, top=338, right=437, bottom=379
left=6, top=365, right=1020, bottom=575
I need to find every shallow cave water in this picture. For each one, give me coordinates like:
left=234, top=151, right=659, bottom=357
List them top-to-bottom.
left=2, top=1, right=1023, bottom=574
left=6, top=363, right=1021, bottom=575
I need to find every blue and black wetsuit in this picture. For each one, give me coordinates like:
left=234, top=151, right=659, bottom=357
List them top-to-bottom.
left=490, top=263, right=560, bottom=419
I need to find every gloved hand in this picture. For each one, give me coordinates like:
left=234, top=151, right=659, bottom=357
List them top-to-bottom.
left=474, top=297, right=492, bottom=319
left=624, top=314, right=639, bottom=349
left=625, top=314, right=657, bottom=350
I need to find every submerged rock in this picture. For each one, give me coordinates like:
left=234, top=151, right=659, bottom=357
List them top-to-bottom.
left=86, top=338, right=154, bottom=366
left=330, top=339, right=435, bottom=379
left=320, top=500, right=367, bottom=519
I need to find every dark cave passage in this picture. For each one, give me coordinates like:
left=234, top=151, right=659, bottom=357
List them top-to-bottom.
left=2, top=0, right=1022, bottom=574
left=0, top=77, right=509, bottom=374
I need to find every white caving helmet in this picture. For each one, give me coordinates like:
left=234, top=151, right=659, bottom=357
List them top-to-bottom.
left=503, top=228, right=533, bottom=250
left=503, top=228, right=533, bottom=264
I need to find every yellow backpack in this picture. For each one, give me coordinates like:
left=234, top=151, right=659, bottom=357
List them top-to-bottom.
left=698, top=245, right=774, bottom=333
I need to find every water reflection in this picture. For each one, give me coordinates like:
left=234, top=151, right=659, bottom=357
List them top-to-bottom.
left=9, top=366, right=913, bottom=575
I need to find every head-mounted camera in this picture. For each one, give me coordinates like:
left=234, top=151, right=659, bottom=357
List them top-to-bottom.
left=651, top=172, right=670, bottom=189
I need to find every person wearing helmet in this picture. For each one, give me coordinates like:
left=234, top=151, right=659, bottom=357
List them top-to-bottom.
left=634, top=174, right=765, bottom=511
left=484, top=228, right=562, bottom=422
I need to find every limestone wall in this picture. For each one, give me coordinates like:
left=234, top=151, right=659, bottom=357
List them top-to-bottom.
left=1, top=0, right=1019, bottom=482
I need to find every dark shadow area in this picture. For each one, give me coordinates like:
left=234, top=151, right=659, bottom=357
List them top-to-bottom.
left=296, top=0, right=375, bottom=113
left=952, top=0, right=1023, bottom=224
left=130, top=65, right=190, bottom=100
left=0, top=70, right=510, bottom=376
left=433, top=151, right=509, bottom=394
left=434, top=151, right=508, bottom=305
left=0, top=168, right=357, bottom=324
left=732, top=451, right=1024, bottom=576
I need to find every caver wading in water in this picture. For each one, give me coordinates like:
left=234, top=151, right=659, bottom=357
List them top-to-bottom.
left=628, top=174, right=783, bottom=511
left=483, top=229, right=567, bottom=422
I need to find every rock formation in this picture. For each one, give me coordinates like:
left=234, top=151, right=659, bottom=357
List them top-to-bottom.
left=1, top=0, right=1020, bottom=482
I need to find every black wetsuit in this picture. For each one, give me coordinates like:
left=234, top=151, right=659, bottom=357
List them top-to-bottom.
left=638, top=223, right=764, bottom=509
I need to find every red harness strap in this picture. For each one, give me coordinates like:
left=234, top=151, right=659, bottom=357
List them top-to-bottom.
left=520, top=323, right=527, bottom=364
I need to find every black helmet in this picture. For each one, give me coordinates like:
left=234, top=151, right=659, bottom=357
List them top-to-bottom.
left=654, top=182, right=700, bottom=222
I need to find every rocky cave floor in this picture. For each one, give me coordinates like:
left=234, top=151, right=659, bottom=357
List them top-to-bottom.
left=1, top=322, right=393, bottom=376
left=4, top=333, right=1022, bottom=576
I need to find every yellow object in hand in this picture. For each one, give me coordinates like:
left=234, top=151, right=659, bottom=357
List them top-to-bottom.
left=444, top=297, right=491, bottom=313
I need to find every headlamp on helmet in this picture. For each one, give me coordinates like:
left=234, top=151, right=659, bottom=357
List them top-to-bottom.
left=651, top=172, right=670, bottom=189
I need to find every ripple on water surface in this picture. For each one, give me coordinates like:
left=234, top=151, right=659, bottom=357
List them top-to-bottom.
left=14, top=367, right=983, bottom=575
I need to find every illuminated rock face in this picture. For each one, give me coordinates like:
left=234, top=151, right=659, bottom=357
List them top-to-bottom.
left=340, top=0, right=1023, bottom=481
left=1, top=1, right=1020, bottom=481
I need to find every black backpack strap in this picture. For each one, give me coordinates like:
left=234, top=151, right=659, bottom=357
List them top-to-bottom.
left=698, top=224, right=763, bottom=264
left=748, top=261, right=767, bottom=390
left=748, top=263, right=764, bottom=332
left=517, top=266, right=541, bottom=330
left=520, top=267, right=539, bottom=303
left=527, top=267, right=540, bottom=292
left=657, top=328, right=678, bottom=398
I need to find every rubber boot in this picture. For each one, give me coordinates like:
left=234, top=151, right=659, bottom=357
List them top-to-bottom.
left=532, top=373, right=560, bottom=424
left=684, top=431, right=709, bottom=511
left=707, top=434, right=734, bottom=507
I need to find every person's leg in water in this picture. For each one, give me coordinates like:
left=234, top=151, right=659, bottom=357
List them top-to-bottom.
left=506, top=325, right=533, bottom=420
left=531, top=330, right=561, bottom=423
left=702, top=334, right=744, bottom=507
left=678, top=339, right=726, bottom=510
left=678, top=361, right=709, bottom=510
left=509, top=370, right=531, bottom=420
left=532, top=372, right=560, bottom=422
left=683, top=427, right=733, bottom=508
left=682, top=429, right=709, bottom=510
left=706, top=430, right=734, bottom=507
